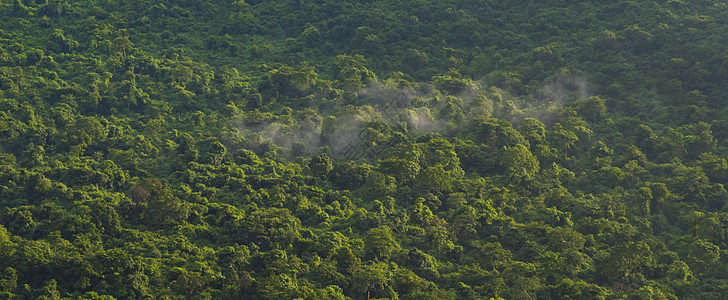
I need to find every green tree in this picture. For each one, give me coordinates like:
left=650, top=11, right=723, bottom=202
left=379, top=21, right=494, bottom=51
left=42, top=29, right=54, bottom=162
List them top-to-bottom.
left=333, top=54, right=377, bottom=90
left=262, top=64, right=319, bottom=100
left=573, top=96, right=607, bottom=122
left=64, top=116, right=106, bottom=148
left=472, top=117, right=527, bottom=148
left=519, top=118, right=547, bottom=146
left=548, top=123, right=578, bottom=156
left=201, top=137, right=227, bottom=165
left=500, top=144, right=540, bottom=180
left=309, top=153, right=333, bottom=179
left=414, top=165, right=453, bottom=197
left=124, top=178, right=190, bottom=227
left=89, top=201, right=122, bottom=236
left=242, top=208, right=301, bottom=249
left=365, top=226, right=400, bottom=260
left=600, top=242, right=653, bottom=291
left=334, top=247, right=362, bottom=275
left=539, top=251, right=565, bottom=284
left=351, top=262, right=392, bottom=300
left=0, top=267, right=17, bottom=295
left=393, top=267, right=429, bottom=297
left=174, top=269, right=206, bottom=300
left=37, top=279, right=61, bottom=300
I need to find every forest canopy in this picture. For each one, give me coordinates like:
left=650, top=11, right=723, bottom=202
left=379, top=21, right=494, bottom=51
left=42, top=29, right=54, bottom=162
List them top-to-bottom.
left=2, top=0, right=728, bottom=299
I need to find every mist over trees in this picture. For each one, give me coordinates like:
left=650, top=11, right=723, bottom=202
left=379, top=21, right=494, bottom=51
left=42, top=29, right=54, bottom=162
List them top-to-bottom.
left=2, top=0, right=728, bottom=299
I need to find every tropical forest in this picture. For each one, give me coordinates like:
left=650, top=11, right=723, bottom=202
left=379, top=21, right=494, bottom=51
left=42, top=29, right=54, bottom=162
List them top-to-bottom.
left=2, top=0, right=728, bottom=299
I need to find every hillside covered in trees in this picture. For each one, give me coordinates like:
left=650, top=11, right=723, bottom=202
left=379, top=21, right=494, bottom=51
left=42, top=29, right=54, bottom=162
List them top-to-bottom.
left=2, top=0, right=728, bottom=299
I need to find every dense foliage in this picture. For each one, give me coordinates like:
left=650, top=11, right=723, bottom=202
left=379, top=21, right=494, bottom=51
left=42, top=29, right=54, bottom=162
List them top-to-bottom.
left=2, top=0, right=728, bottom=299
